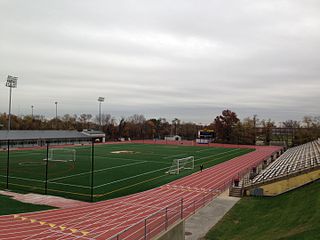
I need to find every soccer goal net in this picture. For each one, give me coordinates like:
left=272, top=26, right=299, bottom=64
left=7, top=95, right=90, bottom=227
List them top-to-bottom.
left=44, top=148, right=76, bottom=163
left=166, top=156, right=195, bottom=174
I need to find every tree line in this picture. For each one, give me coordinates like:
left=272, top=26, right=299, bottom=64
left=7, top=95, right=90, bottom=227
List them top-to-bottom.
left=1, top=110, right=319, bottom=147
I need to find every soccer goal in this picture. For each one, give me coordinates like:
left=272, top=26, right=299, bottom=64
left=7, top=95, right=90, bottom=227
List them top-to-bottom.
left=44, top=148, right=76, bottom=163
left=166, top=156, right=195, bottom=174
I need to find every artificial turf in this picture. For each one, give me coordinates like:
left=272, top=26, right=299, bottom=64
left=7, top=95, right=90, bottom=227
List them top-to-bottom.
left=0, top=143, right=253, bottom=202
left=205, top=180, right=320, bottom=240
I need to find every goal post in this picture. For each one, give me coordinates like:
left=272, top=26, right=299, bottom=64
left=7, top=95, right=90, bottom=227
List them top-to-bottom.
left=45, top=148, right=76, bottom=163
left=166, top=156, right=195, bottom=174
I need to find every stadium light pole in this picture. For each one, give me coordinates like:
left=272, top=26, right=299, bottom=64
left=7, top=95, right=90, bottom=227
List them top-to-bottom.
left=5, top=75, right=18, bottom=131
left=98, top=97, right=105, bottom=129
left=55, top=101, right=58, bottom=129
left=31, top=105, right=34, bottom=119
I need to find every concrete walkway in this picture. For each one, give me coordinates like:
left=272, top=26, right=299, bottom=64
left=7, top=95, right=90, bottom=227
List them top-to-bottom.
left=0, top=190, right=89, bottom=208
left=185, top=191, right=240, bottom=240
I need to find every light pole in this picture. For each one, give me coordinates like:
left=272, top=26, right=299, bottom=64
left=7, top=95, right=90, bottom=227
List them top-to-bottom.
left=5, top=75, right=18, bottom=131
left=98, top=97, right=105, bottom=129
left=55, top=101, right=58, bottom=129
left=31, top=105, right=34, bottom=119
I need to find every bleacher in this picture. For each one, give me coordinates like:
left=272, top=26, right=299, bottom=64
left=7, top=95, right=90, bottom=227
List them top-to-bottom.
left=252, top=139, right=320, bottom=184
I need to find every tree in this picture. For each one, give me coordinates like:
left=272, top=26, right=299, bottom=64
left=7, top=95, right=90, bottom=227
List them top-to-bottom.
left=213, top=110, right=240, bottom=143
left=62, top=114, right=77, bottom=130
left=78, top=114, right=92, bottom=130
left=118, top=117, right=127, bottom=139
left=171, top=118, right=181, bottom=135
left=144, top=119, right=156, bottom=139
left=260, top=119, right=275, bottom=145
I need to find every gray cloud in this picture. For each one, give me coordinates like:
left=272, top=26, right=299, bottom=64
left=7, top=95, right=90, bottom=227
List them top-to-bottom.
left=0, top=0, right=320, bottom=124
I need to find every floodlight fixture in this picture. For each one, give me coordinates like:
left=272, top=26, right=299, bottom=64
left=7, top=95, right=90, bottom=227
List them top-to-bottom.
left=5, top=75, right=18, bottom=131
left=98, top=97, right=105, bottom=128
left=98, top=97, right=105, bottom=102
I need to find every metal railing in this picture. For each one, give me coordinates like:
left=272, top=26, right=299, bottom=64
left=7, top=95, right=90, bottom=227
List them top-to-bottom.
left=108, top=180, right=234, bottom=240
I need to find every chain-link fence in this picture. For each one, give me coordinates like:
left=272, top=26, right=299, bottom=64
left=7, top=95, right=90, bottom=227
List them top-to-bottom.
left=0, top=138, right=95, bottom=201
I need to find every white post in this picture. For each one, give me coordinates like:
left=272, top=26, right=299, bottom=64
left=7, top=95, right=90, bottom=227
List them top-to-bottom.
left=177, top=160, right=180, bottom=174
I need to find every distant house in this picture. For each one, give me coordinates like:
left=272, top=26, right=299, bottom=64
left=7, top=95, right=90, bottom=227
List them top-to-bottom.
left=82, top=129, right=106, bottom=142
left=165, top=135, right=182, bottom=141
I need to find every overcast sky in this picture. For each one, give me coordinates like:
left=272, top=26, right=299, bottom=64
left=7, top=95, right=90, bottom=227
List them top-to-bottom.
left=0, top=0, right=319, bottom=124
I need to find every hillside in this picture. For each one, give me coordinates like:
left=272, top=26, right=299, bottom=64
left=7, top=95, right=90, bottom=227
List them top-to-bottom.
left=206, top=180, right=320, bottom=240
left=0, top=194, right=54, bottom=215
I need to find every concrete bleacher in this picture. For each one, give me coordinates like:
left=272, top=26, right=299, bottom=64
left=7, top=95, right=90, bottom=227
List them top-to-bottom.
left=246, top=139, right=320, bottom=196
left=252, top=139, right=320, bottom=184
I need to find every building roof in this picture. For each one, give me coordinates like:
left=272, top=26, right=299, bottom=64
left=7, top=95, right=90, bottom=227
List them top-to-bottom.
left=82, top=129, right=105, bottom=137
left=0, top=130, right=92, bottom=141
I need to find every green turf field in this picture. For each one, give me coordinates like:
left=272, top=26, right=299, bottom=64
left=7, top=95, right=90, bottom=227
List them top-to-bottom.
left=0, top=143, right=253, bottom=202
left=205, top=180, right=320, bottom=240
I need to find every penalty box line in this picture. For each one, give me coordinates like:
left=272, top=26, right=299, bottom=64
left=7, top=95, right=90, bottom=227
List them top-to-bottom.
left=94, top=148, right=246, bottom=195
left=49, top=154, right=172, bottom=183
left=49, top=160, right=149, bottom=182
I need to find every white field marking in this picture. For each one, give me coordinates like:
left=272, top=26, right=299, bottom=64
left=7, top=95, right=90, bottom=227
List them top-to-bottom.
left=162, top=147, right=230, bottom=160
left=196, top=147, right=218, bottom=153
left=0, top=148, right=242, bottom=190
left=0, top=148, right=244, bottom=207
left=94, top=148, right=243, bottom=189
left=194, top=148, right=241, bottom=163
left=6, top=150, right=44, bottom=154
left=111, top=150, right=136, bottom=154
left=129, top=151, right=168, bottom=158
left=7, top=152, right=49, bottom=158
left=162, top=153, right=188, bottom=159
left=96, top=155, right=171, bottom=165
left=49, top=161, right=149, bottom=182
left=93, top=166, right=171, bottom=189
left=0, top=175, right=44, bottom=183
left=0, top=179, right=89, bottom=191
left=47, top=181, right=91, bottom=189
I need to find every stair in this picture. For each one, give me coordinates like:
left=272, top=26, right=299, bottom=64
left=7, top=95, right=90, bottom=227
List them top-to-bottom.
left=229, top=187, right=243, bottom=197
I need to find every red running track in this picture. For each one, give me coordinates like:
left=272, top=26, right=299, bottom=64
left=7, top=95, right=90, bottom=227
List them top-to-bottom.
left=0, top=142, right=282, bottom=240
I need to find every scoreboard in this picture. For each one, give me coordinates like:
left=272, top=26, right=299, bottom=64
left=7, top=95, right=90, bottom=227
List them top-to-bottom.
left=197, top=130, right=215, bottom=144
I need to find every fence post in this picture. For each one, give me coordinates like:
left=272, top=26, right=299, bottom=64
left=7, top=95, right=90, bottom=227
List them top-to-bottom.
left=90, top=138, right=95, bottom=202
left=6, top=140, right=10, bottom=189
left=44, top=142, right=49, bottom=194
left=202, top=194, right=205, bottom=206
left=181, top=198, right=183, bottom=219
left=193, top=200, right=196, bottom=214
left=165, top=207, right=168, bottom=230
left=144, top=218, right=147, bottom=240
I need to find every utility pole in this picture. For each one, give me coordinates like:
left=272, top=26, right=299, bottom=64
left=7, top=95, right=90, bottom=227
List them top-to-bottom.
left=31, top=105, right=34, bottom=119
left=253, top=114, right=257, bottom=145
